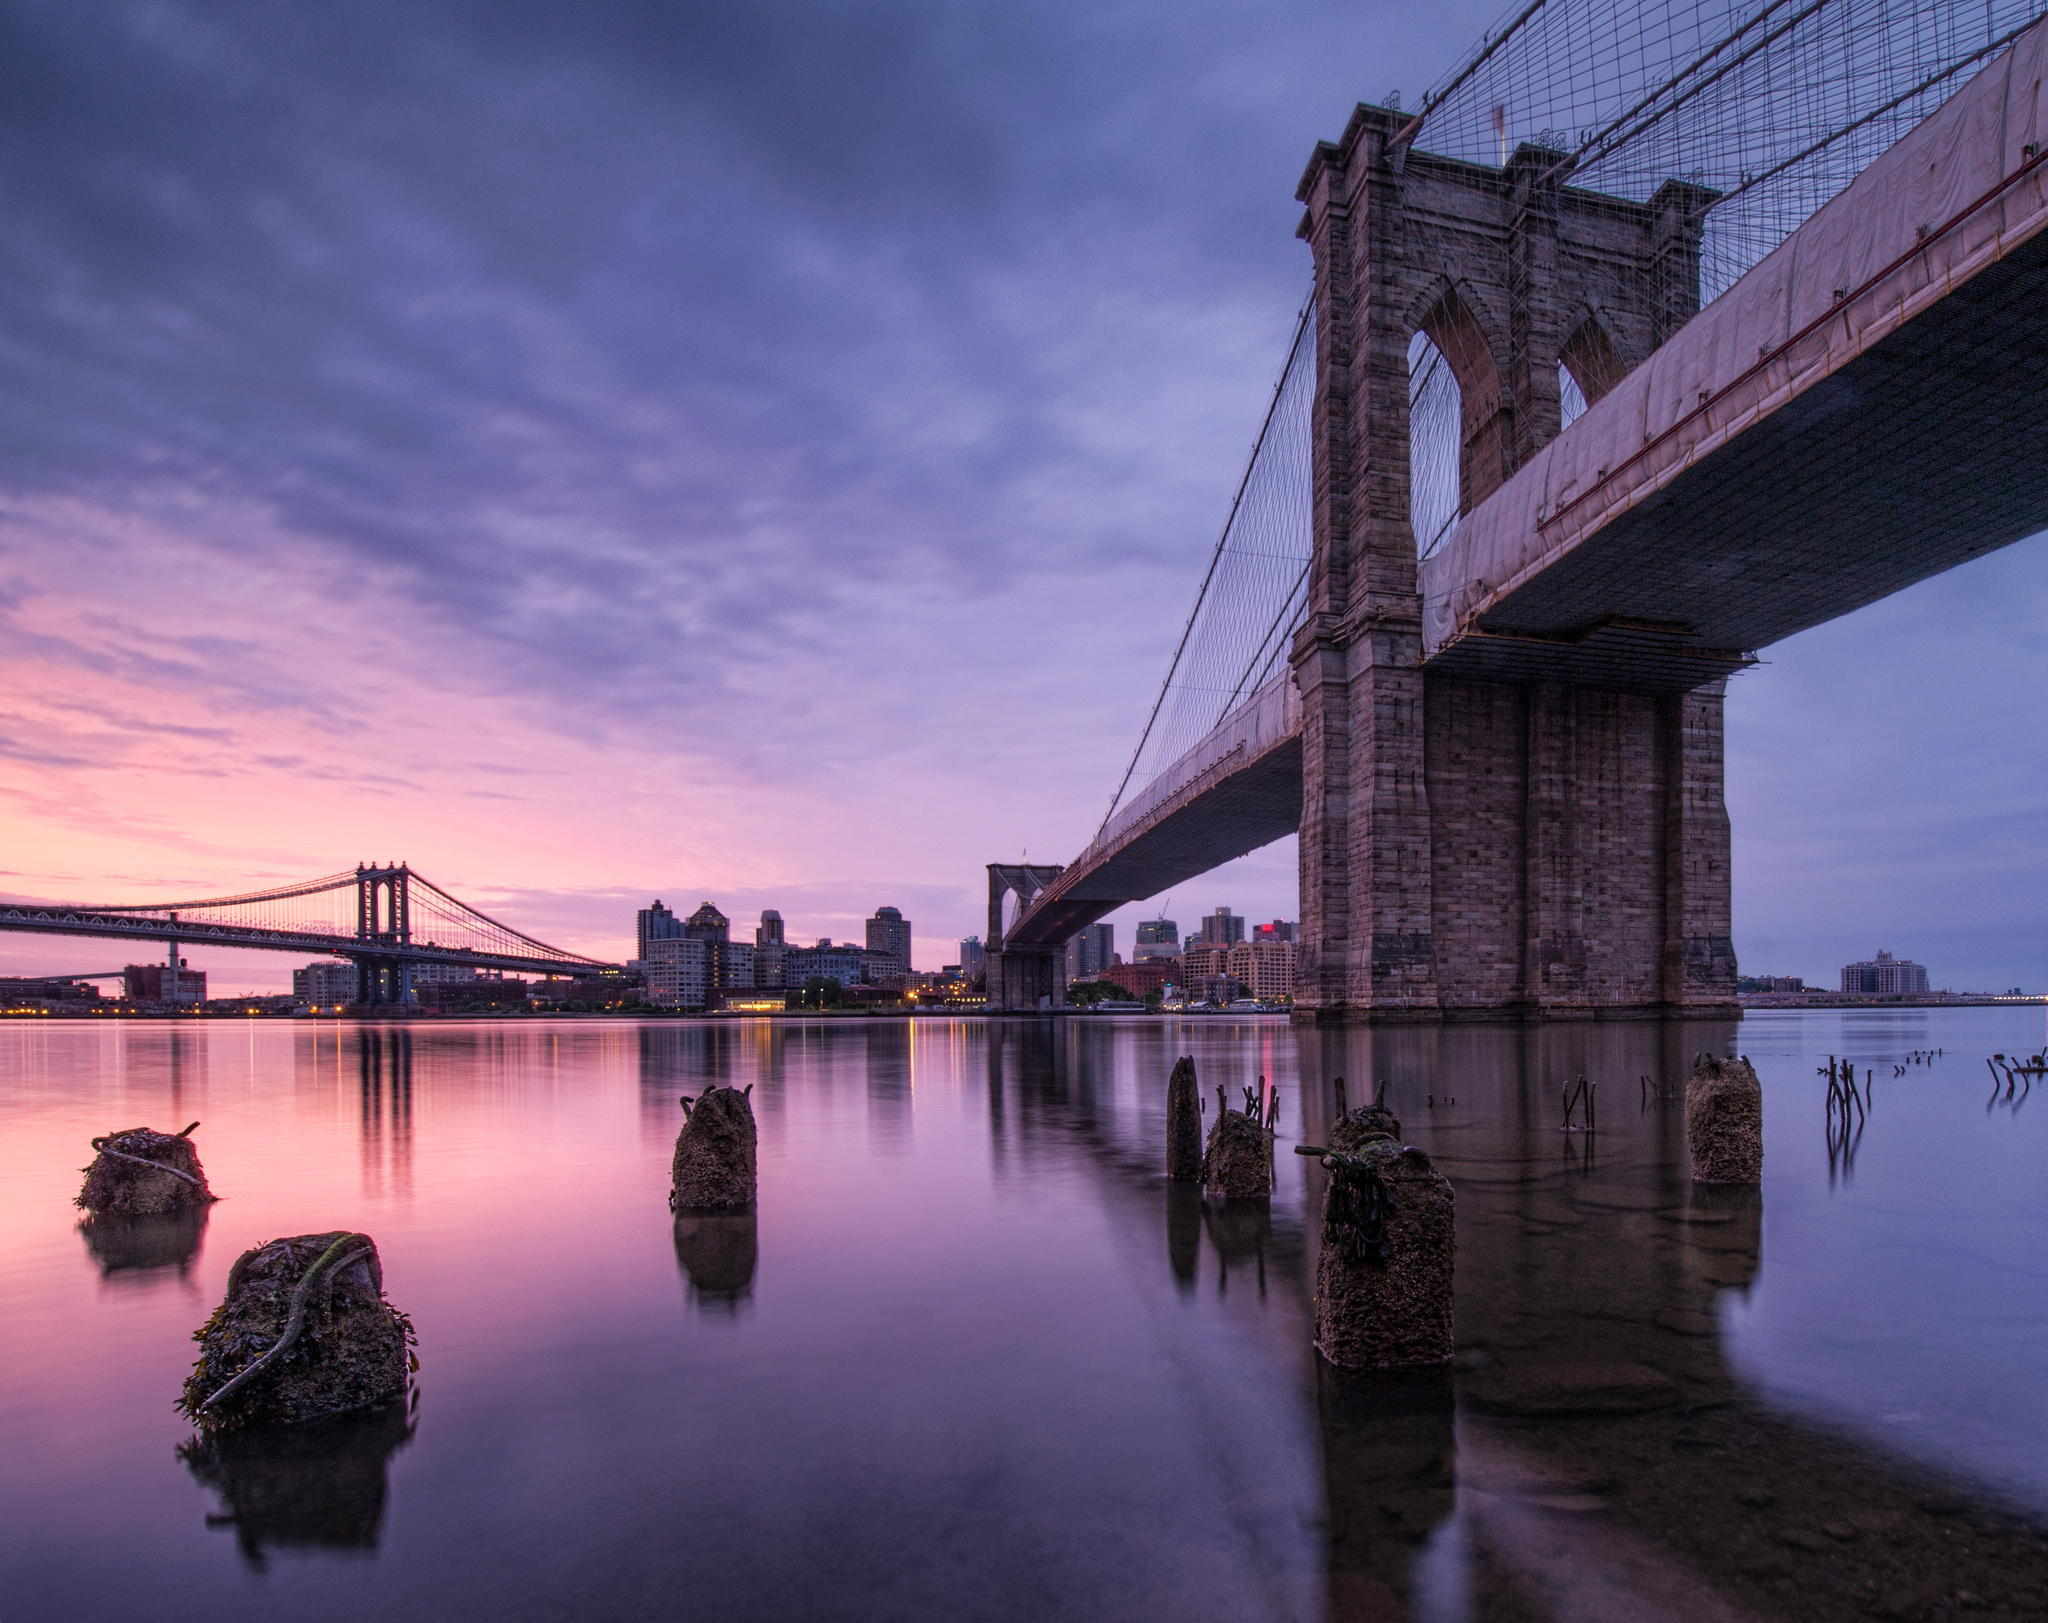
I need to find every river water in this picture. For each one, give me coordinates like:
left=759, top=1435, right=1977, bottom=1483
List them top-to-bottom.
left=4, top=1007, right=2047, bottom=1622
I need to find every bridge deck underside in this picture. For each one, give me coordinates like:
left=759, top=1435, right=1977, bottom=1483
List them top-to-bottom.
left=1433, top=229, right=2048, bottom=676
left=1004, top=734, right=1303, bottom=948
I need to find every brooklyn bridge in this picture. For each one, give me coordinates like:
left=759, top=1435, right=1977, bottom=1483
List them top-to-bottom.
left=990, top=0, right=2048, bottom=1019
left=0, top=865, right=611, bottom=1003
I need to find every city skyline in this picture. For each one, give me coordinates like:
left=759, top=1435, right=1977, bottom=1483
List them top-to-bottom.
left=0, top=1, right=2043, bottom=994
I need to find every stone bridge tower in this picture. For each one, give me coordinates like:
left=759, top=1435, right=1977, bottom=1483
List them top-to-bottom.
left=1292, top=106, right=1738, bottom=1022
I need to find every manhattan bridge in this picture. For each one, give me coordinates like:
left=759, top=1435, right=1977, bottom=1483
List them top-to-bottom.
left=0, top=865, right=610, bottom=1004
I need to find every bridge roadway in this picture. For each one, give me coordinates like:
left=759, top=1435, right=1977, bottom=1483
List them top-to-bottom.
left=1003, top=22, right=2048, bottom=958
left=0, top=903, right=604, bottom=980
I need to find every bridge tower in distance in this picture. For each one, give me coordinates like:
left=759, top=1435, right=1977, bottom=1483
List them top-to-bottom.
left=1293, top=109, right=1736, bottom=1021
left=354, top=863, right=414, bottom=1005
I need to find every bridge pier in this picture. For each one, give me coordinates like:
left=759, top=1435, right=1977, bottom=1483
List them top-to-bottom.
left=1291, top=104, right=1736, bottom=1023
left=986, top=947, right=1065, bottom=1014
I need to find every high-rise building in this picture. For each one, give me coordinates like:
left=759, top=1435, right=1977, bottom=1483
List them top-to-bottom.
left=637, top=899, right=688, bottom=960
left=683, top=903, right=730, bottom=943
left=866, top=906, right=912, bottom=979
left=1201, top=907, right=1245, bottom=948
left=754, top=910, right=789, bottom=989
left=1134, top=919, right=1180, bottom=962
left=1253, top=919, right=1298, bottom=943
left=1065, top=922, right=1114, bottom=983
left=959, top=936, right=986, bottom=981
left=1840, top=949, right=1930, bottom=995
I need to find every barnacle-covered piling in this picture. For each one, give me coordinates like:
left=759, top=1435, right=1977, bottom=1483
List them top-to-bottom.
left=1686, top=1055, right=1763, bottom=1184
left=1202, top=1081, right=1275, bottom=1200
left=671, top=1085, right=758, bottom=1210
left=77, top=1122, right=216, bottom=1215
left=1300, top=1139, right=1455, bottom=1370
left=180, top=1232, right=413, bottom=1429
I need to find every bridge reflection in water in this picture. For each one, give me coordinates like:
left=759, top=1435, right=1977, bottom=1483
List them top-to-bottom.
left=982, top=1017, right=2048, bottom=1623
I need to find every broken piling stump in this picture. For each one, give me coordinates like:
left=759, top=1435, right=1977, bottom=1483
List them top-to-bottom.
left=1686, top=1055, right=1763, bottom=1184
left=1166, top=1056, right=1202, bottom=1182
left=1202, top=1084, right=1274, bottom=1200
left=671, top=1085, right=758, bottom=1209
left=1328, top=1103, right=1403, bottom=1153
left=77, top=1122, right=216, bottom=1215
left=1299, top=1139, right=1455, bottom=1370
left=180, top=1232, right=413, bottom=1429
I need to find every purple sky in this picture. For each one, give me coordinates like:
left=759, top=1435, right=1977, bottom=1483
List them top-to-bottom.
left=0, top=0, right=2042, bottom=993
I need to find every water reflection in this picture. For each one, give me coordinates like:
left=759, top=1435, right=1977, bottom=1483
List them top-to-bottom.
left=10, top=1011, right=2048, bottom=1622
left=356, top=1029, right=414, bottom=1199
left=77, top=1207, right=209, bottom=1284
left=673, top=1208, right=759, bottom=1316
left=1318, top=1367, right=1457, bottom=1622
left=177, top=1402, right=414, bottom=1569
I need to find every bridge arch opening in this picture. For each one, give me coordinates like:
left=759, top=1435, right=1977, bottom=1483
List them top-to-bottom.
left=1408, top=289, right=1505, bottom=560
left=1558, top=317, right=1624, bottom=432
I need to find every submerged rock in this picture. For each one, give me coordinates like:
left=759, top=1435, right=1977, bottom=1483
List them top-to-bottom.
left=1686, top=1055, right=1763, bottom=1184
left=1165, top=1056, right=1203, bottom=1183
left=671, top=1085, right=758, bottom=1210
left=77, top=1123, right=216, bottom=1216
left=1311, top=1140, right=1455, bottom=1370
left=179, top=1232, right=413, bottom=1429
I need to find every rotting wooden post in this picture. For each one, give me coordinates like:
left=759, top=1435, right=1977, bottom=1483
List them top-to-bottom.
left=1167, top=1056, right=1203, bottom=1182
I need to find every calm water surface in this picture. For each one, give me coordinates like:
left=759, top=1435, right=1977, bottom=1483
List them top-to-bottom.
left=4, top=1009, right=2047, bottom=1622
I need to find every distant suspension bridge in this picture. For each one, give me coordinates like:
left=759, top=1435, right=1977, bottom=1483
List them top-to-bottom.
left=0, top=865, right=613, bottom=1003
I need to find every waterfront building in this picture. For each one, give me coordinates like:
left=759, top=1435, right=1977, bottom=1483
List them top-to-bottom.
left=637, top=900, right=689, bottom=959
left=866, top=906, right=912, bottom=974
left=1200, top=907, right=1245, bottom=948
left=1134, top=919, right=1180, bottom=962
left=1065, top=922, right=1115, bottom=983
left=641, top=936, right=712, bottom=1011
left=959, top=936, right=986, bottom=981
left=1226, top=938, right=1297, bottom=1000
left=786, top=940, right=879, bottom=990
left=1182, top=944, right=1230, bottom=982
left=1840, top=949, right=1930, bottom=995
left=1100, top=959, right=1172, bottom=998
left=123, top=960, right=206, bottom=1004
left=410, top=960, right=477, bottom=984
left=293, top=961, right=358, bottom=1005
left=414, top=976, right=529, bottom=1011
left=0, top=977, right=100, bottom=1006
